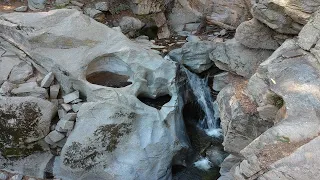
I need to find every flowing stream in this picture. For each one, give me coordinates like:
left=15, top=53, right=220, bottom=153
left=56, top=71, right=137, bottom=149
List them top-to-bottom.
left=182, top=67, right=222, bottom=137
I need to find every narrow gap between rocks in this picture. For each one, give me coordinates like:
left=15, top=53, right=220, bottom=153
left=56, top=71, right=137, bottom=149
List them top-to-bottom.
left=137, top=94, right=172, bottom=110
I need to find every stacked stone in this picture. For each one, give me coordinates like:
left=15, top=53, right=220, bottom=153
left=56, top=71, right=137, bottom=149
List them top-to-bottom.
left=45, top=90, right=83, bottom=152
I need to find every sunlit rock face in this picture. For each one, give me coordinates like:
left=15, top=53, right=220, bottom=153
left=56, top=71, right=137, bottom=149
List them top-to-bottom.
left=251, top=0, right=320, bottom=34
left=0, top=9, right=186, bottom=180
left=223, top=11, right=320, bottom=179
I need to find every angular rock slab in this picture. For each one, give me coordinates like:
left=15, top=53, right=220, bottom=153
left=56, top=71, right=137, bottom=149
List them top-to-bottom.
left=206, top=0, right=251, bottom=29
left=251, top=0, right=320, bottom=34
left=235, top=18, right=286, bottom=50
left=210, top=39, right=273, bottom=78
left=181, top=41, right=216, bottom=73
left=54, top=92, right=182, bottom=180
left=0, top=96, right=57, bottom=157
left=0, top=152, right=53, bottom=178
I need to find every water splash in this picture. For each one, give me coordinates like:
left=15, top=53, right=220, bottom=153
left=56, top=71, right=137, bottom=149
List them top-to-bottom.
left=182, top=67, right=222, bottom=137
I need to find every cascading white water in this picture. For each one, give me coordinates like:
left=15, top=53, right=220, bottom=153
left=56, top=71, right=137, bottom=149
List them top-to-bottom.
left=183, top=67, right=222, bottom=137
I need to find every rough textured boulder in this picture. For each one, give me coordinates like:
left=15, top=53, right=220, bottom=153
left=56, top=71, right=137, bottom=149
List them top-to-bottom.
left=128, top=0, right=169, bottom=15
left=168, top=0, right=207, bottom=32
left=206, top=0, right=252, bottom=29
left=251, top=0, right=320, bottom=34
left=0, top=9, right=186, bottom=179
left=235, top=18, right=290, bottom=50
left=230, top=22, right=320, bottom=178
left=210, top=39, right=273, bottom=78
left=181, top=41, right=215, bottom=73
left=0, top=57, right=21, bottom=85
left=217, top=79, right=273, bottom=155
left=54, top=93, right=180, bottom=180
left=0, top=96, right=57, bottom=157
left=0, top=152, right=53, bottom=178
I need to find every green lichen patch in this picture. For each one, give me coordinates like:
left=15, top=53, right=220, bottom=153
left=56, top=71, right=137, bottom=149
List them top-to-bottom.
left=0, top=102, right=44, bottom=158
left=63, top=122, right=133, bottom=170
left=94, top=123, right=132, bottom=152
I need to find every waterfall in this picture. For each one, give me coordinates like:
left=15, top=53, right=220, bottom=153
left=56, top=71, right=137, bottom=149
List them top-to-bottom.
left=182, top=67, right=222, bottom=137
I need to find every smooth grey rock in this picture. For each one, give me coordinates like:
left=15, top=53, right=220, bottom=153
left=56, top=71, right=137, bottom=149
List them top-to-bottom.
left=28, top=0, right=46, bottom=10
left=168, top=0, right=204, bottom=32
left=206, top=0, right=251, bottom=29
left=251, top=0, right=316, bottom=34
left=95, top=2, right=108, bottom=11
left=14, top=6, right=28, bottom=12
left=0, top=10, right=184, bottom=180
left=119, top=16, right=145, bottom=34
left=235, top=19, right=282, bottom=50
left=184, top=23, right=200, bottom=32
left=157, top=24, right=170, bottom=39
left=186, top=35, right=200, bottom=42
left=210, top=39, right=273, bottom=78
left=181, top=41, right=215, bottom=73
left=168, top=48, right=182, bottom=62
left=0, top=57, right=21, bottom=84
left=8, top=62, right=33, bottom=84
left=41, top=72, right=54, bottom=88
left=213, top=72, right=230, bottom=92
left=0, top=81, right=16, bottom=95
left=11, top=82, right=48, bottom=99
left=50, top=84, right=60, bottom=99
left=63, top=91, right=79, bottom=103
left=0, top=96, right=57, bottom=156
left=70, top=98, right=82, bottom=104
left=61, top=103, right=72, bottom=112
left=71, top=103, right=82, bottom=112
left=58, top=109, right=67, bottom=119
left=61, top=112, right=77, bottom=121
left=55, top=120, right=74, bottom=132
left=46, top=130, right=65, bottom=142
left=56, top=138, right=67, bottom=148
left=0, top=152, right=53, bottom=178
left=0, top=173, right=7, bottom=180
left=9, top=174, right=23, bottom=180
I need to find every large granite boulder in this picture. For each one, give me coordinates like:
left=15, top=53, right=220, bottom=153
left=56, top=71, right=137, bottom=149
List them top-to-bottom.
left=168, top=0, right=208, bottom=32
left=206, top=0, right=252, bottom=29
left=251, top=0, right=320, bottom=34
left=0, top=9, right=186, bottom=179
left=230, top=13, right=320, bottom=178
left=235, top=18, right=289, bottom=50
left=209, top=39, right=273, bottom=78
left=181, top=41, right=215, bottom=73
left=216, top=78, right=273, bottom=155
left=0, top=96, right=57, bottom=157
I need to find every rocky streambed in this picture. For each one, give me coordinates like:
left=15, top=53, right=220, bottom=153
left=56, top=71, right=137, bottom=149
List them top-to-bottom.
left=1, top=0, right=320, bottom=180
